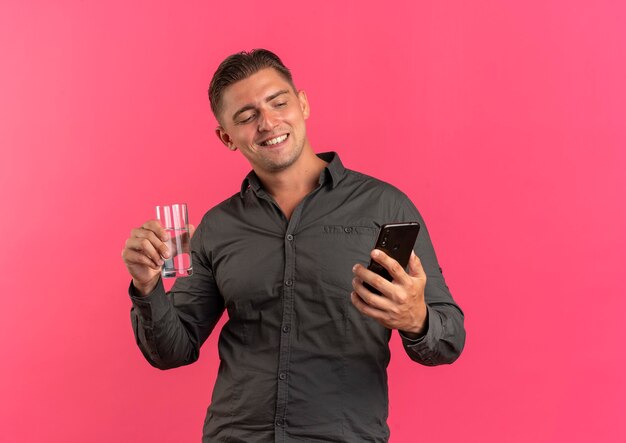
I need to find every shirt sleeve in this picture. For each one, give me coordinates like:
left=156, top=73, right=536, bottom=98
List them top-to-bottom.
left=395, top=197, right=466, bottom=365
left=129, top=221, right=225, bottom=370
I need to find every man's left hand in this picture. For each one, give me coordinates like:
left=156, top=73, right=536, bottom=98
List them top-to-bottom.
left=351, top=250, right=428, bottom=338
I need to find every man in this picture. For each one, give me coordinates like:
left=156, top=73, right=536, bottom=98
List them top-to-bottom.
left=122, top=49, right=465, bottom=442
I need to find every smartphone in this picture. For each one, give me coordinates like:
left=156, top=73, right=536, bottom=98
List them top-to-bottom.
left=363, top=222, right=421, bottom=295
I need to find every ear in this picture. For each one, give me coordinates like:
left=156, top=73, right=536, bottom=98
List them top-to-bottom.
left=297, top=90, right=310, bottom=120
left=215, top=126, right=237, bottom=151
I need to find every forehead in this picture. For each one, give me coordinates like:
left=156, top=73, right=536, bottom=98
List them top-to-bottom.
left=221, top=68, right=294, bottom=112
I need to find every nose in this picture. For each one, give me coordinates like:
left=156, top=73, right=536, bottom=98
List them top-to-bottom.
left=257, top=108, right=278, bottom=132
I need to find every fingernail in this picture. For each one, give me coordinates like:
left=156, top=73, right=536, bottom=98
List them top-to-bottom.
left=372, top=249, right=380, bottom=257
left=352, top=264, right=358, bottom=272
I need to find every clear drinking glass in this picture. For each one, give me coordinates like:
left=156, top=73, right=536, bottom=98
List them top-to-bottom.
left=155, top=203, right=193, bottom=278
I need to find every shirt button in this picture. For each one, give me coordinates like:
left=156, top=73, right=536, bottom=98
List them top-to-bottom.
left=344, top=227, right=353, bottom=233
left=286, top=234, right=294, bottom=241
left=285, top=279, right=293, bottom=286
left=282, top=325, right=290, bottom=333
left=279, top=372, right=287, bottom=380
left=276, top=419, right=284, bottom=427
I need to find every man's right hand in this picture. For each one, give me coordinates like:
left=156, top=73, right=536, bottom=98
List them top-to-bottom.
left=121, top=220, right=171, bottom=296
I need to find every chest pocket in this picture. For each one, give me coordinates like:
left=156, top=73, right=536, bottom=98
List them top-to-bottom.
left=314, top=225, right=378, bottom=295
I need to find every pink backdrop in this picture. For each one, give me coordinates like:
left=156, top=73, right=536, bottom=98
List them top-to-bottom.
left=2, top=1, right=625, bottom=442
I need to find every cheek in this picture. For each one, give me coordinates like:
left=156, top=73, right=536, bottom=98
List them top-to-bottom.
left=286, top=110, right=306, bottom=129
left=233, top=130, right=255, bottom=146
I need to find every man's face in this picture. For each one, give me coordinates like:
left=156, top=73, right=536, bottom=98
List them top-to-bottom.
left=215, top=68, right=311, bottom=175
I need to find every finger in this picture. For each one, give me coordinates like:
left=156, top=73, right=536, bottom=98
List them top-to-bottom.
left=142, top=220, right=169, bottom=242
left=189, top=224, right=196, bottom=238
left=132, top=227, right=170, bottom=259
left=125, top=236, right=165, bottom=267
left=122, top=247, right=163, bottom=271
left=370, top=249, right=412, bottom=285
left=408, top=251, right=427, bottom=280
left=352, top=264, right=395, bottom=297
left=352, top=277, right=395, bottom=310
left=350, top=291, right=387, bottom=322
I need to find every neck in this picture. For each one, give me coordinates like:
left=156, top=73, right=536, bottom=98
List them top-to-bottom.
left=255, top=146, right=327, bottom=219
left=256, top=147, right=326, bottom=198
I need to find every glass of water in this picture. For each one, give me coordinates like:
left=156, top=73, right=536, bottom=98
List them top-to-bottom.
left=155, top=203, right=193, bottom=278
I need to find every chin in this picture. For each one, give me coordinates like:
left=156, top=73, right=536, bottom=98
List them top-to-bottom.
left=263, top=145, right=304, bottom=171
left=264, top=154, right=299, bottom=172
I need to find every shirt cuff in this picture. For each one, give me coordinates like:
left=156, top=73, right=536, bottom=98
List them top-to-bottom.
left=128, top=278, right=170, bottom=325
left=400, top=304, right=442, bottom=353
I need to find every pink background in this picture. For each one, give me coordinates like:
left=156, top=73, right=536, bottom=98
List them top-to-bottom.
left=1, top=1, right=625, bottom=442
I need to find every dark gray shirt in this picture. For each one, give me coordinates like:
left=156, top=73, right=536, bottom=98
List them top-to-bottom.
left=130, top=152, right=465, bottom=443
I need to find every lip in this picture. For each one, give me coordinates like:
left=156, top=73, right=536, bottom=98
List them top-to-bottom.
left=257, top=133, right=289, bottom=148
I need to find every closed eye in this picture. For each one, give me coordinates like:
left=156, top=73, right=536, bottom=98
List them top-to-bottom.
left=271, top=96, right=288, bottom=108
left=237, top=114, right=256, bottom=124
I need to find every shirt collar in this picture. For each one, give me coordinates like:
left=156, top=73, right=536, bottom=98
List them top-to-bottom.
left=239, top=151, right=346, bottom=197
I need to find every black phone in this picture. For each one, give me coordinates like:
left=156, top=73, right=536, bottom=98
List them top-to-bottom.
left=363, top=222, right=421, bottom=295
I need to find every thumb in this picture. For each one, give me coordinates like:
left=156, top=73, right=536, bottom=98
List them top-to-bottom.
left=408, top=251, right=426, bottom=279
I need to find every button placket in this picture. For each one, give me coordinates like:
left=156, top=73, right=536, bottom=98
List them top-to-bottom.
left=275, top=207, right=304, bottom=433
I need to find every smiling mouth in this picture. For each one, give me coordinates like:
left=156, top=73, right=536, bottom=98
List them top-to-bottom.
left=258, top=134, right=289, bottom=147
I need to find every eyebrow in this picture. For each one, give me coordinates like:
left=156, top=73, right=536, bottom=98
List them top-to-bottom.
left=231, top=89, right=290, bottom=121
